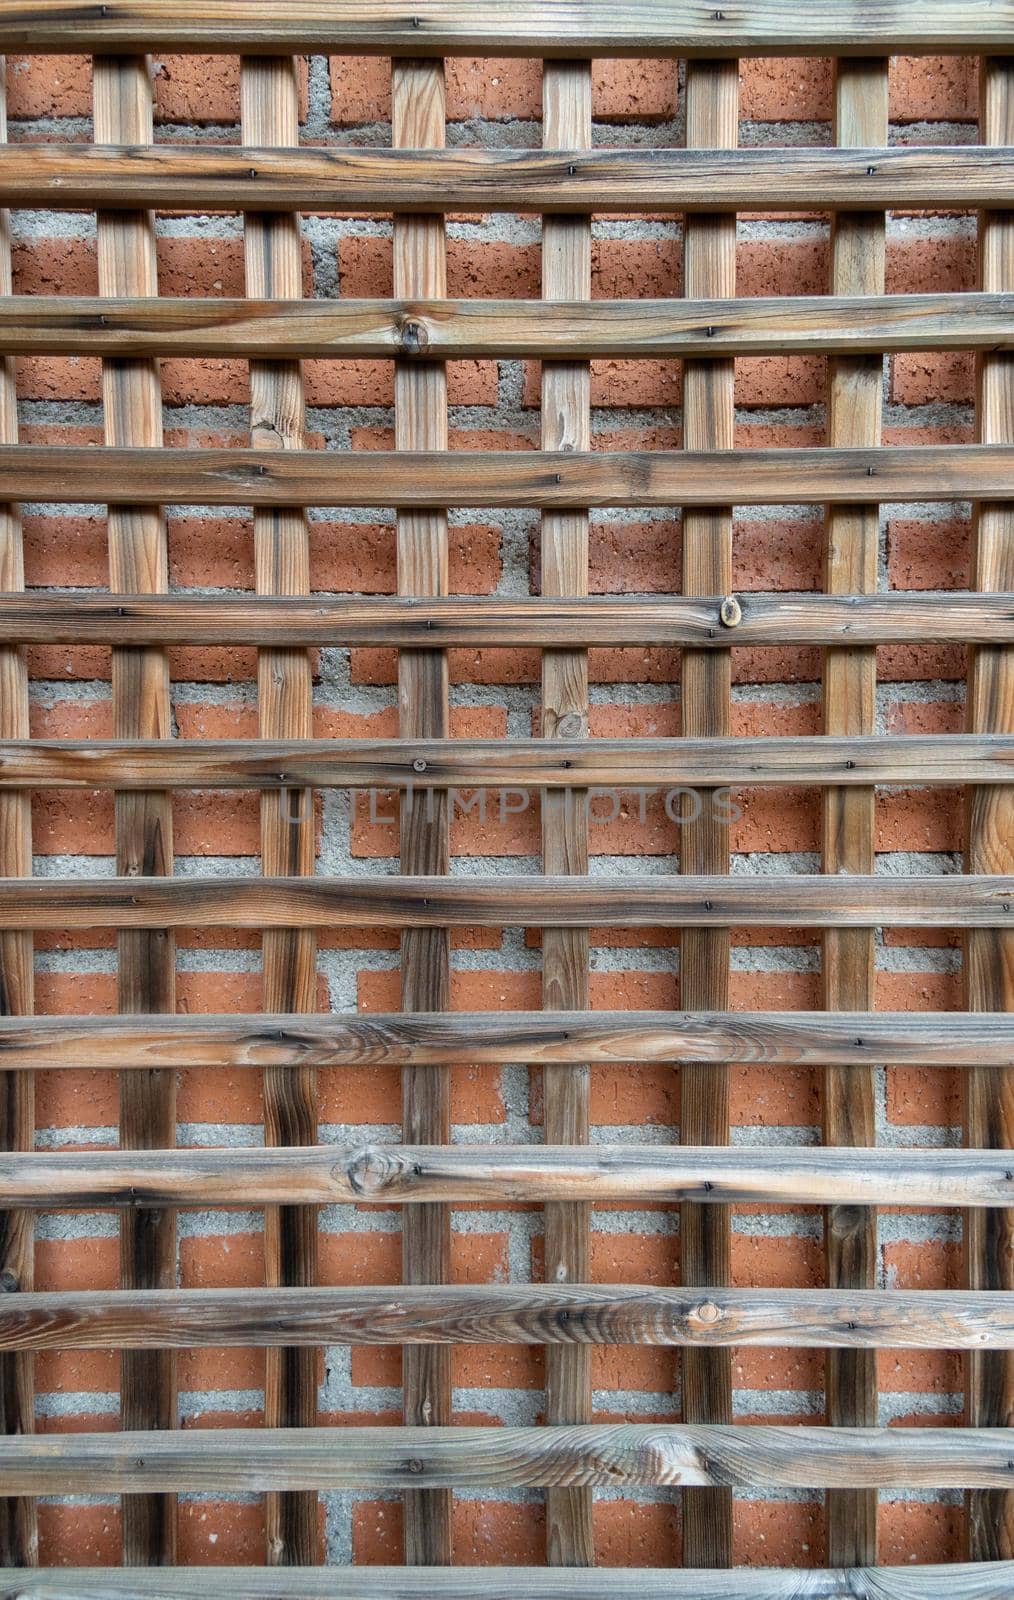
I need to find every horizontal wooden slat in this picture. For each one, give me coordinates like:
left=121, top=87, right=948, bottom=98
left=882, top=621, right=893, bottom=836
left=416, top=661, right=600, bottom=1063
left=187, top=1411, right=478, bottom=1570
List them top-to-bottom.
left=0, top=2, right=1009, bottom=56
left=3, top=143, right=1013, bottom=212
left=0, top=292, right=1010, bottom=358
left=2, top=446, right=1011, bottom=508
left=2, top=593, right=1011, bottom=648
left=0, top=736, right=1006, bottom=790
left=0, top=874, right=1007, bottom=930
left=1, top=1010, right=1007, bottom=1070
left=4, top=1141, right=1014, bottom=1208
left=4, top=1284, right=1014, bottom=1351
left=2, top=1423, right=1013, bottom=1491
left=1, top=1567, right=1013, bottom=1600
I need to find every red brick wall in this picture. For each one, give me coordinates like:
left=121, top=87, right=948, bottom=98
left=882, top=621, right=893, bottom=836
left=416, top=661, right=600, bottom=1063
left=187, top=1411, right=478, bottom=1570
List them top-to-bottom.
left=16, top=48, right=971, bottom=1568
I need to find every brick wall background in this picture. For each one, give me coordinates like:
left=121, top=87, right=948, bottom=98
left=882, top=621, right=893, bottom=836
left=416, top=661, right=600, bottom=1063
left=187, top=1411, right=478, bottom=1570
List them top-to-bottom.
left=15, top=46, right=974, bottom=1568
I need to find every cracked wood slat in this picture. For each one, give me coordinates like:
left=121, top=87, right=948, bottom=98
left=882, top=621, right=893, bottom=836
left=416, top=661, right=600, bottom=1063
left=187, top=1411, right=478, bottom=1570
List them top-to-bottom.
left=0, top=47, right=34, bottom=1573
left=93, top=51, right=176, bottom=1569
left=242, top=52, right=319, bottom=1568
left=966, top=53, right=1014, bottom=1565
left=393, top=54, right=452, bottom=1569
left=822, top=55, right=887, bottom=1570
left=540, top=56, right=593, bottom=1570
left=679, top=56, right=738, bottom=1571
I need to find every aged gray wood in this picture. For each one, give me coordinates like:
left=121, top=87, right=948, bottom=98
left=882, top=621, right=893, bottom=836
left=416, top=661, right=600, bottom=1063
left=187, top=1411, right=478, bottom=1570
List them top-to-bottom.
left=0, top=292, right=1010, bottom=358
left=0, top=735, right=1007, bottom=789
left=3, top=1143, right=1014, bottom=1209
left=6, top=1284, right=1014, bottom=1352
left=2, top=1423, right=1014, bottom=1492
left=3, top=1564, right=1014, bottom=1600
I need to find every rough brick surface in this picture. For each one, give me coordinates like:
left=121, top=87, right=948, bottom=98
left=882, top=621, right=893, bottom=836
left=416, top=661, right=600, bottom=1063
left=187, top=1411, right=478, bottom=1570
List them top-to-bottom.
left=12, top=49, right=974, bottom=1570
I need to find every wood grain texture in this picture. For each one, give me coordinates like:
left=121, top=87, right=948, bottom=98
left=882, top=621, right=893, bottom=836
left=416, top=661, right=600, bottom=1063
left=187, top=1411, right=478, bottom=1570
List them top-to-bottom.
left=0, top=2, right=1010, bottom=54
left=0, top=48, right=35, bottom=1574
left=93, top=52, right=176, bottom=1570
left=241, top=53, right=319, bottom=1569
left=966, top=53, right=1014, bottom=1566
left=679, top=54, right=737, bottom=1572
left=393, top=55, right=452, bottom=1569
left=822, top=56, right=887, bottom=1570
left=540, top=57, right=593, bottom=1570
left=2, top=143, right=1013, bottom=212
left=0, top=291, right=1011, bottom=358
left=2, top=445, right=1014, bottom=506
left=1, top=593, right=1012, bottom=648
left=0, top=735, right=1008, bottom=789
left=0, top=874, right=1007, bottom=930
left=0, top=1010, right=1009, bottom=1071
left=4, top=1143, right=1014, bottom=1210
left=8, top=1284, right=1014, bottom=1352
left=3, top=1423, right=1014, bottom=1493
left=2, top=1566, right=1014, bottom=1600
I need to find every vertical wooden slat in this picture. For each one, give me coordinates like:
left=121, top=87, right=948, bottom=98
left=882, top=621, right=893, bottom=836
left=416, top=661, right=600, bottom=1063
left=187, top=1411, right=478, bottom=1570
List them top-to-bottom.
left=0, top=52, right=36, bottom=1574
left=93, top=52, right=176, bottom=1569
left=965, top=52, right=1014, bottom=1566
left=241, top=54, right=320, bottom=1569
left=393, top=54, right=453, bottom=1569
left=678, top=56, right=737, bottom=1573
left=822, top=56, right=888, bottom=1570
left=541, top=58, right=593, bottom=1571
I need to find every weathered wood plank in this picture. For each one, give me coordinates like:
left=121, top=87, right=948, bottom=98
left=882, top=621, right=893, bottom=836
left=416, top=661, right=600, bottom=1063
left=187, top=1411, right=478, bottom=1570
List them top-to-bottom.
left=0, top=2, right=1010, bottom=55
left=0, top=47, right=35, bottom=1574
left=93, top=51, right=176, bottom=1569
left=242, top=51, right=319, bottom=1569
left=679, top=53, right=737, bottom=1572
left=966, top=53, right=1014, bottom=1567
left=393, top=54, right=453, bottom=1569
left=822, top=54, right=887, bottom=1570
left=540, top=56, right=593, bottom=1570
left=2, top=143, right=1013, bottom=212
left=0, top=291, right=1010, bottom=359
left=2, top=445, right=1013, bottom=507
left=2, top=592, right=1011, bottom=648
left=0, top=735, right=1008, bottom=790
left=0, top=874, right=1006, bottom=930
left=0, top=1010, right=1009, bottom=1072
left=4, top=1143, right=1014, bottom=1209
left=7, top=1284, right=1014, bottom=1352
left=2, top=1423, right=1014, bottom=1493
left=2, top=1565, right=1014, bottom=1600
left=5, top=1565, right=1014, bottom=1600
left=6, top=1565, right=1014, bottom=1600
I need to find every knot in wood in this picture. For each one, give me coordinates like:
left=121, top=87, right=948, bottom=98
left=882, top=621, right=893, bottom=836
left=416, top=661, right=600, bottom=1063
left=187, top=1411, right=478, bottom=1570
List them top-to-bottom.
left=397, top=316, right=428, bottom=355
left=719, top=595, right=742, bottom=628
left=340, top=1144, right=409, bottom=1197
left=692, top=1299, right=721, bottom=1325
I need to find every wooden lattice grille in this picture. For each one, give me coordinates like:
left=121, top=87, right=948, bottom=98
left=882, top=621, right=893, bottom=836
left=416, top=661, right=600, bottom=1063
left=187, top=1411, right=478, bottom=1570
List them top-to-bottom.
left=0, top=2, right=1012, bottom=1593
